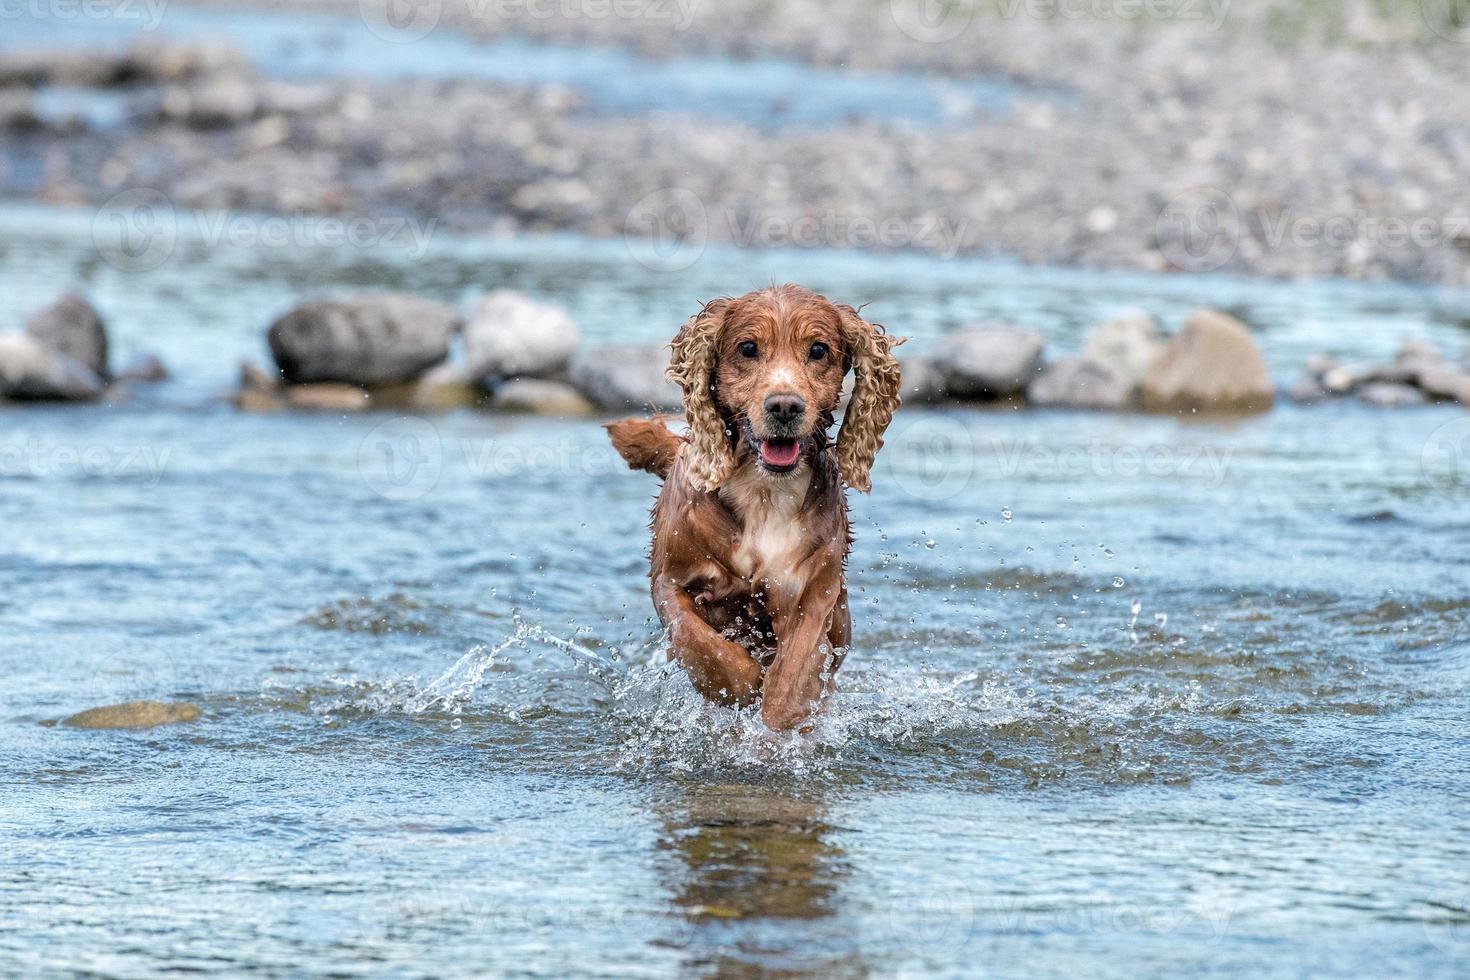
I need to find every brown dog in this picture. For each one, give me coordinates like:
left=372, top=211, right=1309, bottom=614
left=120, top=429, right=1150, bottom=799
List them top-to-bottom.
left=606, top=284, right=902, bottom=729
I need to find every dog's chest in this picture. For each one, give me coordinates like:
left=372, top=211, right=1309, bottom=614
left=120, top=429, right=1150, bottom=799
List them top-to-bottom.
left=720, top=470, right=808, bottom=587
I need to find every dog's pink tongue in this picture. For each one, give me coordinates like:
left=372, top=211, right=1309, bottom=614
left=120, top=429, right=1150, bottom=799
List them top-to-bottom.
left=760, top=439, right=801, bottom=467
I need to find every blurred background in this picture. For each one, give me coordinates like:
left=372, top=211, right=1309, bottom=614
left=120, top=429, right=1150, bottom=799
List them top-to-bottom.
left=3, top=2, right=1470, bottom=978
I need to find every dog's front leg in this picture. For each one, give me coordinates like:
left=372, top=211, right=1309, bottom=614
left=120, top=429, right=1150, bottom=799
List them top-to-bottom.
left=761, top=563, right=844, bottom=731
left=653, top=579, right=763, bottom=706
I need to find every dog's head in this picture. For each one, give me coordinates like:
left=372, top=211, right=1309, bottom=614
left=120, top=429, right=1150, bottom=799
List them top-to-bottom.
left=668, top=284, right=902, bottom=493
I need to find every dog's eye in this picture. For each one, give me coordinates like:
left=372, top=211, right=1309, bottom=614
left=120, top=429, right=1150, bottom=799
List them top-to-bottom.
left=737, top=341, right=759, bottom=359
left=809, top=342, right=829, bottom=361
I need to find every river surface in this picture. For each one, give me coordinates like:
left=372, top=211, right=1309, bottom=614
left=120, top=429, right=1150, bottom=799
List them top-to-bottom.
left=3, top=2, right=1470, bottom=974
left=1, top=199, right=1469, bottom=977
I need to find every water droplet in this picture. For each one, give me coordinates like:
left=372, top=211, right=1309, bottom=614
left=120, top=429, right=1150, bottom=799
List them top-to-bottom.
left=1001, top=508, right=1013, bottom=522
left=924, top=539, right=936, bottom=549
left=1113, top=577, right=1126, bottom=588
left=450, top=718, right=462, bottom=731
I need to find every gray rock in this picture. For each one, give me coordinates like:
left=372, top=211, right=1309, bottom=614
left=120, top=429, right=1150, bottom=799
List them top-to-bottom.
left=158, top=76, right=260, bottom=128
left=0, top=91, right=42, bottom=132
left=464, top=290, right=581, bottom=381
left=26, top=292, right=109, bottom=379
left=268, top=292, right=457, bottom=386
left=1141, top=309, right=1274, bottom=414
left=1080, top=311, right=1160, bottom=384
left=932, top=326, right=1045, bottom=399
left=0, top=333, right=104, bottom=401
left=570, top=344, right=681, bottom=411
left=117, top=353, right=168, bottom=384
left=1305, top=353, right=1342, bottom=380
left=1028, top=356, right=1134, bottom=409
left=897, top=357, right=947, bottom=404
left=1414, top=366, right=1470, bottom=404
left=1288, top=375, right=1331, bottom=404
left=492, top=378, right=595, bottom=416
left=1358, top=382, right=1428, bottom=408
left=62, top=700, right=200, bottom=730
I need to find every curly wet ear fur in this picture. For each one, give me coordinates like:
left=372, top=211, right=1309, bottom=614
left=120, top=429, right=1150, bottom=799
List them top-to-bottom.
left=667, top=297, right=735, bottom=492
left=835, top=305, right=904, bottom=493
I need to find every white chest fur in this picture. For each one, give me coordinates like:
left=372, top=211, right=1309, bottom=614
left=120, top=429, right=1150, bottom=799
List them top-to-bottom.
left=719, top=465, right=810, bottom=588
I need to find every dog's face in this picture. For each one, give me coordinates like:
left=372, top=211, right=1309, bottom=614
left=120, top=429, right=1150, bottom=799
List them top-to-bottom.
left=668, top=284, right=904, bottom=493
left=713, top=289, right=848, bottom=474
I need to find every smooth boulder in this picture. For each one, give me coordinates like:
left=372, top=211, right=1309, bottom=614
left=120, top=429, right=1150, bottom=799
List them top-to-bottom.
left=464, top=290, right=581, bottom=381
left=26, top=291, right=109, bottom=379
left=268, top=293, right=457, bottom=386
left=1140, top=309, right=1274, bottom=414
left=1081, top=312, right=1161, bottom=385
left=932, top=326, right=1044, bottom=399
left=0, top=333, right=104, bottom=401
left=569, top=344, right=682, bottom=411
left=897, top=357, right=946, bottom=404
left=1028, top=357, right=1133, bottom=410
left=492, top=378, right=595, bottom=416
left=62, top=700, right=200, bottom=730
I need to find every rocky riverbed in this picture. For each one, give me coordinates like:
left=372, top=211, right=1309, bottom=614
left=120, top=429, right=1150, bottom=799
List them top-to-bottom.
left=3, top=1, right=1470, bottom=282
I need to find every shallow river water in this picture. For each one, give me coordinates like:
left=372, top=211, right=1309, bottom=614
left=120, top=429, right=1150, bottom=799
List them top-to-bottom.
left=2, top=200, right=1469, bottom=977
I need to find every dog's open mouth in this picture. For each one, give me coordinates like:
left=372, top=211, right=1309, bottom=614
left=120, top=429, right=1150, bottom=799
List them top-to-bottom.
left=757, top=437, right=802, bottom=471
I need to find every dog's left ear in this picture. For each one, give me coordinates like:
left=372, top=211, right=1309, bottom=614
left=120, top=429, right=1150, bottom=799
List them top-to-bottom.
left=667, top=297, right=736, bottom=493
left=834, top=305, right=904, bottom=493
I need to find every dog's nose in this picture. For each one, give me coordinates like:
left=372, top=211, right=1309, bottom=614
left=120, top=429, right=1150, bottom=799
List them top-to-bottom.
left=764, top=393, right=805, bottom=423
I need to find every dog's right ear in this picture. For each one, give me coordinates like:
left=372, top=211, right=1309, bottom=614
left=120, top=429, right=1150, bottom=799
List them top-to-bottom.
left=667, top=297, right=735, bottom=493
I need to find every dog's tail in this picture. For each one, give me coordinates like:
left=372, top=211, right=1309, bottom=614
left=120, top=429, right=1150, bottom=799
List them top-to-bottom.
left=604, top=417, right=684, bottom=480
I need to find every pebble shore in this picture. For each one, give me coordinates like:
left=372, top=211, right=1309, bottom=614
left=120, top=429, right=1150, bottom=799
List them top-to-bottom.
left=2, top=1, right=1469, bottom=282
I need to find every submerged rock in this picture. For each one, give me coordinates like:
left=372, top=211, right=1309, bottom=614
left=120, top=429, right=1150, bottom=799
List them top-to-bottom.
left=463, top=290, right=581, bottom=381
left=25, top=291, right=109, bottom=379
left=267, top=292, right=457, bottom=386
left=1140, top=309, right=1274, bottom=414
left=932, top=326, right=1045, bottom=400
left=0, top=333, right=104, bottom=401
left=569, top=344, right=681, bottom=411
left=117, top=353, right=169, bottom=384
left=412, top=362, right=489, bottom=411
left=492, top=378, right=595, bottom=416
left=283, top=382, right=371, bottom=412
left=1358, top=382, right=1428, bottom=408
left=61, top=700, right=200, bottom=730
